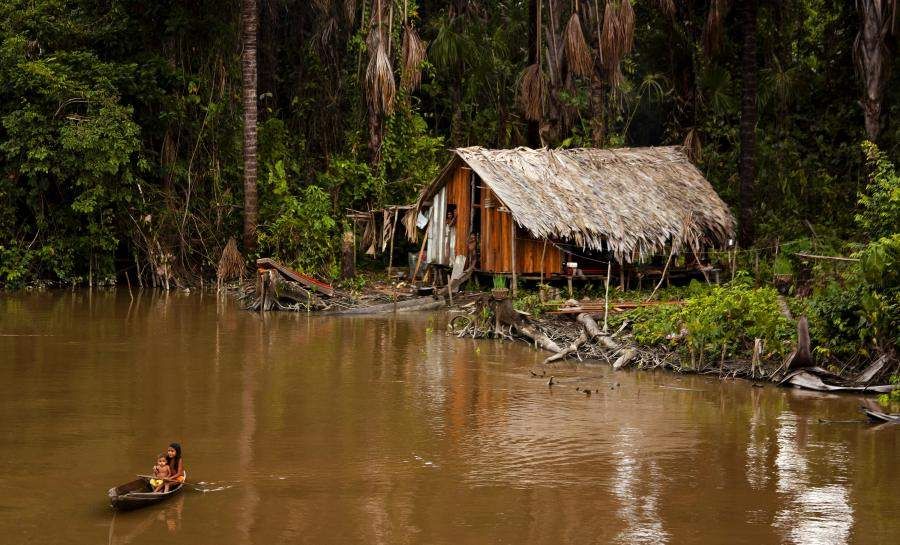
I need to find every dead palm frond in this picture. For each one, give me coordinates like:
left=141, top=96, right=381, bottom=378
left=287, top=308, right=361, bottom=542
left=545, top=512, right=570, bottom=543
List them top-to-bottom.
left=312, top=0, right=333, bottom=13
left=343, top=0, right=357, bottom=22
left=601, top=0, right=635, bottom=88
left=656, top=0, right=675, bottom=17
left=703, top=0, right=729, bottom=56
left=564, top=10, right=593, bottom=77
left=401, top=24, right=427, bottom=91
left=366, top=28, right=396, bottom=115
left=519, top=63, right=546, bottom=121
left=683, top=128, right=702, bottom=163
left=217, top=237, right=245, bottom=288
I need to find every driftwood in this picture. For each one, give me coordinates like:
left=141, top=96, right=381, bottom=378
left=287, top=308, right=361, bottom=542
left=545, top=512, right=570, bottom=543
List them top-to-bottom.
left=318, top=296, right=444, bottom=316
left=576, top=313, right=603, bottom=339
left=544, top=330, right=588, bottom=364
left=613, top=348, right=636, bottom=370
left=780, top=367, right=897, bottom=393
left=862, top=407, right=900, bottom=423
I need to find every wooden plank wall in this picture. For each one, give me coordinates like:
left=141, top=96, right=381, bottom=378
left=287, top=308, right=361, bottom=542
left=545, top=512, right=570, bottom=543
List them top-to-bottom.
left=479, top=186, right=562, bottom=275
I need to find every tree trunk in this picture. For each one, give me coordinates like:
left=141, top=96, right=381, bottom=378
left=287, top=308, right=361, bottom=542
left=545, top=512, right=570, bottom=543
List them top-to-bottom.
left=241, top=0, right=259, bottom=253
left=527, top=0, right=541, bottom=147
left=738, top=0, right=757, bottom=247
left=855, top=0, right=896, bottom=142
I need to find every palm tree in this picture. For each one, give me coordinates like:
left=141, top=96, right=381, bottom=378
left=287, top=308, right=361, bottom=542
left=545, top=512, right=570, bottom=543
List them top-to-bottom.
left=241, top=0, right=259, bottom=252
left=738, top=0, right=757, bottom=247
left=855, top=0, right=897, bottom=142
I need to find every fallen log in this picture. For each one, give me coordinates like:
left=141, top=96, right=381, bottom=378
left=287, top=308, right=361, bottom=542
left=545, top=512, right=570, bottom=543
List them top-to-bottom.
left=318, top=296, right=444, bottom=316
left=576, top=313, right=603, bottom=339
left=517, top=323, right=563, bottom=353
left=543, top=330, right=588, bottom=364
left=613, top=348, right=637, bottom=370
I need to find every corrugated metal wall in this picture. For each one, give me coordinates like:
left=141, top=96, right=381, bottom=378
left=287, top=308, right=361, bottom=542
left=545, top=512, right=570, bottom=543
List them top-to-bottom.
left=426, top=186, right=447, bottom=265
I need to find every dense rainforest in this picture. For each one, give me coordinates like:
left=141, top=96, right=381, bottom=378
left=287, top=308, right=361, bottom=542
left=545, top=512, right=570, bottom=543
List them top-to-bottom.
left=0, top=0, right=894, bottom=281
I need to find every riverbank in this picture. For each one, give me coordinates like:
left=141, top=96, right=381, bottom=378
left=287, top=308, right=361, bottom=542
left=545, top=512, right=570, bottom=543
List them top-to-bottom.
left=439, top=279, right=899, bottom=403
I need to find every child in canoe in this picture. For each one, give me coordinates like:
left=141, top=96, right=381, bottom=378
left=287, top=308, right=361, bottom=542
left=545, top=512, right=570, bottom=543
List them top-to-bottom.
left=150, top=454, right=172, bottom=493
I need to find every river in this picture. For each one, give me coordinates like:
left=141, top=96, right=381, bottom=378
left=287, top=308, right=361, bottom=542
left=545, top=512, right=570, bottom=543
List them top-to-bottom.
left=0, top=291, right=897, bottom=544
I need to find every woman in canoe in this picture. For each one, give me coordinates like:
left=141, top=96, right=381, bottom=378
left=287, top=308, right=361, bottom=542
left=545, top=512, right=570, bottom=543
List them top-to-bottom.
left=164, top=443, right=185, bottom=486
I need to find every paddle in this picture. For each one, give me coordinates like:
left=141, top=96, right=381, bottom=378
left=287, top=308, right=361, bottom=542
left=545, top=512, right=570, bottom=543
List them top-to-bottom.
left=136, top=475, right=203, bottom=491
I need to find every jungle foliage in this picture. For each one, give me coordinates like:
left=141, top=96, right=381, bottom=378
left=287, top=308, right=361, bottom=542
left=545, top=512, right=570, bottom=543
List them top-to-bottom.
left=0, top=0, right=898, bottom=290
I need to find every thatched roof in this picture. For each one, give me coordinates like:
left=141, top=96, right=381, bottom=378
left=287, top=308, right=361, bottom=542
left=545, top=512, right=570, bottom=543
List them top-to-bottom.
left=413, top=146, right=735, bottom=262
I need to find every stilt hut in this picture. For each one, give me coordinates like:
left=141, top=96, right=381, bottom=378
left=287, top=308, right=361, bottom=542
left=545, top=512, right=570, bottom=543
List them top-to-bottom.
left=407, top=146, right=735, bottom=282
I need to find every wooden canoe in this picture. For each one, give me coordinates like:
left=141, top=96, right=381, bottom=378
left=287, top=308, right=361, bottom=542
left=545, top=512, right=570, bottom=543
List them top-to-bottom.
left=108, top=472, right=186, bottom=511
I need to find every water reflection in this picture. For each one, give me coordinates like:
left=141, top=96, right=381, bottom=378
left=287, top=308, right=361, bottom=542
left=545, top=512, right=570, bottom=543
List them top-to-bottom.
left=774, top=411, right=853, bottom=545
left=611, top=428, right=669, bottom=544
left=108, top=495, right=185, bottom=545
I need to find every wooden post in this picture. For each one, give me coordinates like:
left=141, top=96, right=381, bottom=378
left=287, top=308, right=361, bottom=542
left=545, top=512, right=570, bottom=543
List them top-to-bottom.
left=387, top=208, right=398, bottom=275
left=510, top=221, right=517, bottom=298
left=412, top=231, right=428, bottom=282
left=539, top=238, right=547, bottom=287
left=603, top=259, right=611, bottom=332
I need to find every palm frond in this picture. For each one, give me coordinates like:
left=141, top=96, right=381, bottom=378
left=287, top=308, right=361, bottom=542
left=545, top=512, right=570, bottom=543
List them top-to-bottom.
left=312, top=0, right=333, bottom=13
left=343, top=0, right=357, bottom=22
left=601, top=0, right=635, bottom=88
left=656, top=0, right=675, bottom=17
left=703, top=0, right=729, bottom=57
left=564, top=12, right=593, bottom=78
left=401, top=24, right=426, bottom=91
left=366, top=28, right=396, bottom=115
left=519, top=63, right=545, bottom=121
left=683, top=128, right=702, bottom=163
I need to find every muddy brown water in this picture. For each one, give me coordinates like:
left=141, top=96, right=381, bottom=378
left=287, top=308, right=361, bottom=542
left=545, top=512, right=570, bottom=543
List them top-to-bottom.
left=0, top=291, right=897, bottom=544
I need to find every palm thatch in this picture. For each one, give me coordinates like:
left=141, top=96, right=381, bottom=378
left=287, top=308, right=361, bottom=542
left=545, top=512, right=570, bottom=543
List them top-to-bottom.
left=600, top=0, right=635, bottom=88
left=563, top=11, right=593, bottom=77
left=401, top=23, right=426, bottom=91
left=366, top=28, right=396, bottom=115
left=519, top=63, right=545, bottom=121
left=414, top=146, right=735, bottom=263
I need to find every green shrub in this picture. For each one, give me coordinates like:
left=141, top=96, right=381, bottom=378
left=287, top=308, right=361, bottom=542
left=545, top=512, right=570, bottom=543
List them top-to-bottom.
left=857, top=142, right=900, bottom=239
left=629, top=282, right=794, bottom=365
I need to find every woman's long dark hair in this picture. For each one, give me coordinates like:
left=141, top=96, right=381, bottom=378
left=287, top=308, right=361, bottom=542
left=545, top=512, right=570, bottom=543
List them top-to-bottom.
left=166, top=442, right=182, bottom=471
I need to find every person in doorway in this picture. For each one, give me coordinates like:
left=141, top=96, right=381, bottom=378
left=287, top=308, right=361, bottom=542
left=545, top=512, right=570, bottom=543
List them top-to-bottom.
left=445, top=207, right=457, bottom=262
left=164, top=442, right=185, bottom=486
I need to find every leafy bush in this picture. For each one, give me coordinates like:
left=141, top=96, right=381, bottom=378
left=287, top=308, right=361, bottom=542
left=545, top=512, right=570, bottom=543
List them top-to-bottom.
left=857, top=142, right=900, bottom=239
left=258, top=160, right=339, bottom=277
left=629, top=282, right=794, bottom=365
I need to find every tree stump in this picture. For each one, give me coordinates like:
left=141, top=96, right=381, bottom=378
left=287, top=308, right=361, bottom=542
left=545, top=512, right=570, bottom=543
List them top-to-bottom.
left=341, top=231, right=356, bottom=279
